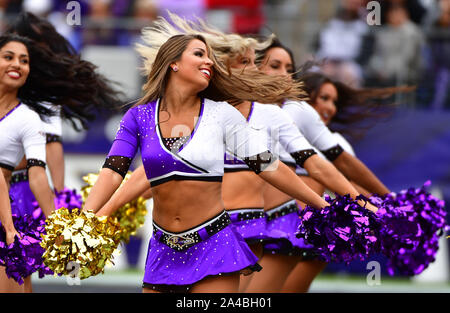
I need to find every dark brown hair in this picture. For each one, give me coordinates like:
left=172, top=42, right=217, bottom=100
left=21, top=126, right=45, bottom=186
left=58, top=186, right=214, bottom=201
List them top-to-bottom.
left=5, top=12, right=123, bottom=130
left=298, top=62, right=415, bottom=139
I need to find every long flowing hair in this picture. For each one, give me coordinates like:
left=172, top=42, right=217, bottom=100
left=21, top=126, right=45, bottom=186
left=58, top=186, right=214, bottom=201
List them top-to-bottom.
left=4, top=12, right=123, bottom=130
left=135, top=13, right=307, bottom=106
left=297, top=61, right=416, bottom=139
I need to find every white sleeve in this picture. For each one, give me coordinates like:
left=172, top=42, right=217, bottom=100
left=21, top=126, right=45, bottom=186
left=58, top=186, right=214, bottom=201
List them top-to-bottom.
left=282, top=100, right=339, bottom=151
left=40, top=102, right=62, bottom=136
left=221, top=102, right=269, bottom=158
left=263, top=105, right=315, bottom=154
left=20, top=110, right=46, bottom=162
left=42, top=115, right=62, bottom=137
left=333, top=132, right=356, bottom=156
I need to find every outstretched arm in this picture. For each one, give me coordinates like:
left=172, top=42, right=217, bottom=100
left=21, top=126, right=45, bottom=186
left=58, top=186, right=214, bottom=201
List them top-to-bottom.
left=282, top=101, right=389, bottom=197
left=46, top=141, right=65, bottom=192
left=333, top=151, right=390, bottom=196
left=302, top=155, right=378, bottom=212
left=302, top=155, right=359, bottom=199
left=258, top=160, right=329, bottom=209
left=96, top=165, right=150, bottom=217
left=28, top=166, right=56, bottom=217
left=83, top=168, right=124, bottom=213
left=0, top=174, right=19, bottom=245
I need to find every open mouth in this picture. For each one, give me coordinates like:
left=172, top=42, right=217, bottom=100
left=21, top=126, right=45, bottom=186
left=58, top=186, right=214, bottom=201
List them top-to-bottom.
left=200, top=68, right=211, bottom=80
left=6, top=70, right=21, bottom=79
left=320, top=112, right=331, bottom=123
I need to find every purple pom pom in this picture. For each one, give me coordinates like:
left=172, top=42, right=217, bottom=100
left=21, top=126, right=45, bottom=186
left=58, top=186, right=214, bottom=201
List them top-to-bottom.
left=373, top=181, right=448, bottom=276
left=32, top=187, right=83, bottom=223
left=54, top=187, right=83, bottom=211
left=297, top=194, right=380, bottom=264
left=0, top=214, right=51, bottom=284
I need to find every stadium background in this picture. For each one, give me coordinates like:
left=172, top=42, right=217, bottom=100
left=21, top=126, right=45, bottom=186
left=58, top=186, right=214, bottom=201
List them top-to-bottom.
left=1, top=0, right=449, bottom=292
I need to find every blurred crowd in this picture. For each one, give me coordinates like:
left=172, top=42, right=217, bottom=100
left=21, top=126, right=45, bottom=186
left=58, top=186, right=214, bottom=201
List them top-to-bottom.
left=0, top=0, right=449, bottom=109
left=0, top=0, right=265, bottom=48
left=312, top=0, right=449, bottom=110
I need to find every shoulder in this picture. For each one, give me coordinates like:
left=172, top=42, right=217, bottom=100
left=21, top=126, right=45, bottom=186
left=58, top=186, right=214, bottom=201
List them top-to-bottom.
left=203, top=98, right=234, bottom=111
left=204, top=98, right=243, bottom=118
left=121, top=100, right=158, bottom=124
left=129, top=100, right=157, bottom=114
left=283, top=100, right=318, bottom=116
left=283, top=100, right=312, bottom=110
left=253, top=102, right=282, bottom=114
left=254, top=102, right=293, bottom=123
left=19, top=104, right=43, bottom=124
left=15, top=105, right=45, bottom=139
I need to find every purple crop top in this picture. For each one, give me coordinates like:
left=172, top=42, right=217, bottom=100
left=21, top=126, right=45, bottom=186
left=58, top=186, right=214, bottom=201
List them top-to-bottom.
left=104, top=98, right=275, bottom=187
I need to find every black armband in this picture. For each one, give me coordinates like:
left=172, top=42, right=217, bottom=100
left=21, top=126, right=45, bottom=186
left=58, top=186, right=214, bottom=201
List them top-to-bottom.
left=46, top=133, right=62, bottom=143
left=320, top=144, right=344, bottom=162
left=290, top=149, right=317, bottom=168
left=243, top=150, right=278, bottom=174
left=102, top=155, right=132, bottom=178
left=26, top=158, right=46, bottom=169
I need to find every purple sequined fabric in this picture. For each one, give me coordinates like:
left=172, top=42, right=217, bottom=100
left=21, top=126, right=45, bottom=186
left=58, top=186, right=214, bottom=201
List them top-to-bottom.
left=297, top=181, right=448, bottom=276
left=372, top=181, right=448, bottom=276
left=1, top=186, right=82, bottom=284
left=32, top=187, right=83, bottom=222
left=54, top=187, right=83, bottom=211
left=296, top=194, right=379, bottom=264
left=0, top=214, right=49, bottom=284
left=143, top=225, right=261, bottom=286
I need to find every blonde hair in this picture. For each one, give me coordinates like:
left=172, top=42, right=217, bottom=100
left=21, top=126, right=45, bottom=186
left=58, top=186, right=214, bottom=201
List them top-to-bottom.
left=135, top=12, right=307, bottom=106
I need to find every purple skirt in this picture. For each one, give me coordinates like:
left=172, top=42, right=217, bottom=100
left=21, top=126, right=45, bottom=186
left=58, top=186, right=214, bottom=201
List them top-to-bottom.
left=9, top=171, right=37, bottom=217
left=9, top=171, right=83, bottom=221
left=263, top=199, right=315, bottom=257
left=228, top=208, right=268, bottom=245
left=142, top=211, right=261, bottom=292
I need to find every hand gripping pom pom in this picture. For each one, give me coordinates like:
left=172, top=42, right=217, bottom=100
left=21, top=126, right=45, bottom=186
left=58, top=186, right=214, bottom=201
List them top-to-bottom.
left=81, top=172, right=148, bottom=243
left=372, top=181, right=448, bottom=276
left=296, top=194, right=381, bottom=264
left=40, top=208, right=122, bottom=280
left=0, top=214, right=49, bottom=284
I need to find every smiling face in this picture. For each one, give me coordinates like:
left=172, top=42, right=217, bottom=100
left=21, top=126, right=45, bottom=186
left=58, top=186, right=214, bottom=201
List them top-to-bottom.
left=172, top=38, right=214, bottom=93
left=0, top=41, right=30, bottom=91
left=259, top=47, right=294, bottom=78
left=311, top=82, right=338, bottom=125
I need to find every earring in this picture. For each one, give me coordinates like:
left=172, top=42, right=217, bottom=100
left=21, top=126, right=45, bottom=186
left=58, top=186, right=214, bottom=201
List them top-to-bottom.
left=172, top=65, right=179, bottom=72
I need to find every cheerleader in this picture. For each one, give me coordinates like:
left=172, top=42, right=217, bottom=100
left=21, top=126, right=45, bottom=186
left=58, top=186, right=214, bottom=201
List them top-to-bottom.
left=5, top=12, right=122, bottom=220
left=6, top=12, right=74, bottom=194
left=94, top=15, right=377, bottom=293
left=0, top=30, right=121, bottom=292
left=84, top=30, right=334, bottom=293
left=0, top=34, right=54, bottom=292
left=241, top=38, right=388, bottom=293
left=252, top=38, right=410, bottom=293
left=292, top=67, right=412, bottom=194
left=282, top=68, right=413, bottom=292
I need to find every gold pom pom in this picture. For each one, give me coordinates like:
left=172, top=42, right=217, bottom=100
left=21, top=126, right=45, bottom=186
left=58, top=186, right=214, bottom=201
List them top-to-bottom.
left=81, top=172, right=148, bottom=243
left=40, top=208, right=122, bottom=279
